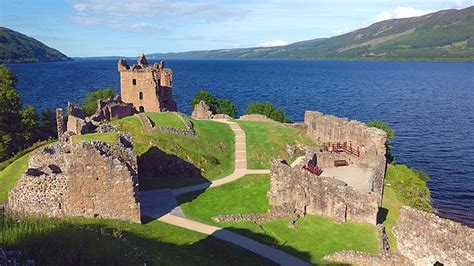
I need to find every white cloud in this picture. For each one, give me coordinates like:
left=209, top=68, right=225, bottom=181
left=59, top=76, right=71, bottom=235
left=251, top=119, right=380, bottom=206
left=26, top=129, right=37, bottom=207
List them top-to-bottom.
left=70, top=0, right=247, bottom=31
left=374, top=5, right=434, bottom=22
left=332, top=28, right=351, bottom=36
left=259, top=40, right=288, bottom=47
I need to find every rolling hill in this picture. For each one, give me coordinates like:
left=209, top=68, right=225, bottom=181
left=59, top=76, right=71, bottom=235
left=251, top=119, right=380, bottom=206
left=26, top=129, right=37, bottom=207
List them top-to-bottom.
left=148, top=6, right=474, bottom=61
left=0, top=27, right=70, bottom=64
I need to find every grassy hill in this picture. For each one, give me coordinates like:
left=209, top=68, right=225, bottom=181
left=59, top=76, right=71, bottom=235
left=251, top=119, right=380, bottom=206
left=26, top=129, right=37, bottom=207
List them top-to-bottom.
left=148, top=6, right=474, bottom=61
left=0, top=27, right=70, bottom=64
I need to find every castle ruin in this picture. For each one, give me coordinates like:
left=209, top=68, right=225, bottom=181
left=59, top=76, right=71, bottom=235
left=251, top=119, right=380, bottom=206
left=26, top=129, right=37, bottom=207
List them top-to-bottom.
left=118, top=54, right=177, bottom=113
left=267, top=111, right=387, bottom=224
left=7, top=135, right=141, bottom=223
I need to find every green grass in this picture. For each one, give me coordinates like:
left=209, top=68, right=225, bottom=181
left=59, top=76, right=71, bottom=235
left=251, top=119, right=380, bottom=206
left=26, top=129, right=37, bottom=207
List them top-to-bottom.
left=147, top=112, right=187, bottom=130
left=113, top=115, right=234, bottom=189
left=237, top=121, right=317, bottom=169
left=72, top=132, right=119, bottom=144
left=0, top=153, right=29, bottom=203
left=381, top=164, right=432, bottom=251
left=179, top=174, right=379, bottom=264
left=0, top=215, right=274, bottom=265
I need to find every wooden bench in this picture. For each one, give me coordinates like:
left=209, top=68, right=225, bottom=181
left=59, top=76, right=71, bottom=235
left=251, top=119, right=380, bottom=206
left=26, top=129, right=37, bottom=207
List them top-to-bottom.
left=334, top=160, right=349, bottom=167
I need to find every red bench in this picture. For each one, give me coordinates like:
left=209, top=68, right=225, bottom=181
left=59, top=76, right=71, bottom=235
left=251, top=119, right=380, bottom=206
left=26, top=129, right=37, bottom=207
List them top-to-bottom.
left=304, top=163, right=322, bottom=175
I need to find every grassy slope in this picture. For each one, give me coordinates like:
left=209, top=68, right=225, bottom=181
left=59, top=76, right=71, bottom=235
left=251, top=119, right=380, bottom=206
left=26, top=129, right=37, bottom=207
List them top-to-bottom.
left=147, top=112, right=187, bottom=130
left=114, top=115, right=234, bottom=188
left=237, top=121, right=317, bottom=169
left=72, top=132, right=119, bottom=144
left=0, top=153, right=29, bottom=203
left=382, top=164, right=432, bottom=251
left=179, top=174, right=379, bottom=264
left=0, top=215, right=273, bottom=265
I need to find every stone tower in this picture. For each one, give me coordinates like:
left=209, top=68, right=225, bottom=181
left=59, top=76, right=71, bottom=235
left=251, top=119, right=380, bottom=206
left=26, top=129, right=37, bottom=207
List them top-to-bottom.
left=118, top=54, right=177, bottom=113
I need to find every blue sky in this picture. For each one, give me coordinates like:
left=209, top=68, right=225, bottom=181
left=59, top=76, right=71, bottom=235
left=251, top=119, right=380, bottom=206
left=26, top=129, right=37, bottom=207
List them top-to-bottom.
left=0, top=0, right=472, bottom=57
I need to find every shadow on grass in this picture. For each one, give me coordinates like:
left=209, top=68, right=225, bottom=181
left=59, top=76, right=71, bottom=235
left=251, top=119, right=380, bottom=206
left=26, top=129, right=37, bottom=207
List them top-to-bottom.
left=138, top=146, right=209, bottom=190
left=377, top=207, right=389, bottom=224
left=0, top=215, right=277, bottom=266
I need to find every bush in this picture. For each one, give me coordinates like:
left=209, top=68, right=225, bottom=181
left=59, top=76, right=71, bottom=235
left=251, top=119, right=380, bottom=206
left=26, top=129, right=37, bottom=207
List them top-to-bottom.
left=82, top=88, right=116, bottom=116
left=191, top=91, right=237, bottom=118
left=246, top=102, right=292, bottom=123
left=367, top=120, right=395, bottom=160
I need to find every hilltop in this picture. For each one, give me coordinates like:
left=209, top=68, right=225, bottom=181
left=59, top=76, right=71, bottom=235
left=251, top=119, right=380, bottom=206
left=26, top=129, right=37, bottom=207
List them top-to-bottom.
left=148, top=6, right=474, bottom=61
left=0, top=27, right=70, bottom=64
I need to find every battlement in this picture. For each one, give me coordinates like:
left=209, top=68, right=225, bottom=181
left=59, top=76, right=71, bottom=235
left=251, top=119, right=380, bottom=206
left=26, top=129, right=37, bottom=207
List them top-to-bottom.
left=118, top=54, right=176, bottom=113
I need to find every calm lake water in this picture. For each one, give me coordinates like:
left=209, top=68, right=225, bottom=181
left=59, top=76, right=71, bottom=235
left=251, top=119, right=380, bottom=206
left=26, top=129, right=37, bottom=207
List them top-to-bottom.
left=8, top=59, right=474, bottom=227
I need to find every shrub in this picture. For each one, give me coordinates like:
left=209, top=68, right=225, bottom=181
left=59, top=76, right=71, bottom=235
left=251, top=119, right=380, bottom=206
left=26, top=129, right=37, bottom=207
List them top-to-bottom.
left=82, top=88, right=116, bottom=116
left=191, top=91, right=237, bottom=118
left=246, top=102, right=292, bottom=123
left=367, top=120, right=395, bottom=162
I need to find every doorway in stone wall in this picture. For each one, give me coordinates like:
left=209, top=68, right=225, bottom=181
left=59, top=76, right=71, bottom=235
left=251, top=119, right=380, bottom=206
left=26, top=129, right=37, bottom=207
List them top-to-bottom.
left=139, top=106, right=145, bottom=112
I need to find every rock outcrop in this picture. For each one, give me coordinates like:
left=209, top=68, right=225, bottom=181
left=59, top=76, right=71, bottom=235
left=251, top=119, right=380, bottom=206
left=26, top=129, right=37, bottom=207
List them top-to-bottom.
left=191, top=101, right=213, bottom=119
left=8, top=136, right=141, bottom=223
left=393, top=206, right=474, bottom=265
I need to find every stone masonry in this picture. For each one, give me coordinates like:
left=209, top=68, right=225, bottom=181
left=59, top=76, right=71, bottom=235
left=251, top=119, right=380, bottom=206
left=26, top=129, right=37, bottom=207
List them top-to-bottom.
left=118, top=54, right=177, bottom=113
left=304, top=111, right=387, bottom=165
left=8, top=136, right=141, bottom=223
left=268, top=159, right=381, bottom=224
left=393, top=206, right=474, bottom=265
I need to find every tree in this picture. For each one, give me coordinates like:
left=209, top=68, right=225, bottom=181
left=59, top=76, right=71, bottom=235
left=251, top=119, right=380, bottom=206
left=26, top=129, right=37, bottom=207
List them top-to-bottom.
left=0, top=65, right=22, bottom=160
left=82, top=88, right=116, bottom=116
left=191, top=91, right=237, bottom=118
left=216, top=99, right=237, bottom=118
left=246, top=102, right=292, bottom=123
left=19, top=105, right=39, bottom=146
left=37, top=108, right=57, bottom=140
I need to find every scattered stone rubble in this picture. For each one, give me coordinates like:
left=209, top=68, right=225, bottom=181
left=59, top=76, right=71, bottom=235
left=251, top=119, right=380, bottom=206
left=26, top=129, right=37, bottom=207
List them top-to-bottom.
left=7, top=134, right=141, bottom=223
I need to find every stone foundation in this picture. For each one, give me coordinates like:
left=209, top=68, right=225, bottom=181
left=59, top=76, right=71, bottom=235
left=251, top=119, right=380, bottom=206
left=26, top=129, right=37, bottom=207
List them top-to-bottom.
left=137, top=113, right=195, bottom=137
left=239, top=114, right=277, bottom=123
left=8, top=137, right=141, bottom=223
left=268, top=159, right=381, bottom=224
left=393, top=206, right=474, bottom=265
left=324, top=251, right=413, bottom=266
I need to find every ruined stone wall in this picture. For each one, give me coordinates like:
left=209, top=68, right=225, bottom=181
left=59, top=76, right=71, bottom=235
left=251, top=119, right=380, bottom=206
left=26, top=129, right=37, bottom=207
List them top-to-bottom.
left=118, top=56, right=176, bottom=113
left=97, top=96, right=136, bottom=120
left=304, top=111, right=387, bottom=165
left=137, top=113, right=195, bottom=137
left=239, top=114, right=277, bottom=123
left=8, top=140, right=141, bottom=223
left=268, top=159, right=380, bottom=224
left=393, top=207, right=474, bottom=265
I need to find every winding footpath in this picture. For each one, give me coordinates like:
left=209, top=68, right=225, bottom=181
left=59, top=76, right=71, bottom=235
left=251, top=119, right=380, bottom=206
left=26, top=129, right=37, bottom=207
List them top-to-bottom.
left=153, top=118, right=310, bottom=266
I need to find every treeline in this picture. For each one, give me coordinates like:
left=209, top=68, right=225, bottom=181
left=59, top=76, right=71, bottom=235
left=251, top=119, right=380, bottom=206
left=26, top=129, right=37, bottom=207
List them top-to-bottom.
left=0, top=65, right=56, bottom=161
left=191, top=90, right=292, bottom=123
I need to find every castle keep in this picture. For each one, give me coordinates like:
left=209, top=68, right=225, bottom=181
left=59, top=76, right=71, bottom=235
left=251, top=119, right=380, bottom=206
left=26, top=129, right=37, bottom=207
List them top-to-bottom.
left=118, top=54, right=177, bottom=113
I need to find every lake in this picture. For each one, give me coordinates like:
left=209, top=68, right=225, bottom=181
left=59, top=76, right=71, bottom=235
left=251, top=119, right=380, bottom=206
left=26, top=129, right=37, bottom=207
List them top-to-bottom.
left=8, top=59, right=474, bottom=227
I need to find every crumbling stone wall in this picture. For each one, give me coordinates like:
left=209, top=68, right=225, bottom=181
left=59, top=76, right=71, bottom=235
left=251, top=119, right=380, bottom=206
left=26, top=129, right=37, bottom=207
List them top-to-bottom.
left=118, top=55, right=177, bottom=113
left=192, top=101, right=213, bottom=119
left=67, top=103, right=90, bottom=135
left=304, top=111, right=387, bottom=165
left=137, top=113, right=195, bottom=136
left=239, top=114, right=277, bottom=123
left=8, top=138, right=141, bottom=223
left=268, top=159, right=380, bottom=224
left=393, top=206, right=474, bottom=265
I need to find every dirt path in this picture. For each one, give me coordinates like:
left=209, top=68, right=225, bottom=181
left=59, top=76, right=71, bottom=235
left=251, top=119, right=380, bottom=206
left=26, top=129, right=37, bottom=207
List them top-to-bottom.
left=172, top=119, right=269, bottom=196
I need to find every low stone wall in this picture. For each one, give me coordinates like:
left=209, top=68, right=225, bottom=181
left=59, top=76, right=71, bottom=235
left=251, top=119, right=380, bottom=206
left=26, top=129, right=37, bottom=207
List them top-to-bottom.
left=304, top=111, right=387, bottom=165
left=137, top=113, right=196, bottom=137
left=239, top=114, right=277, bottom=123
left=8, top=138, right=141, bottom=223
left=268, top=159, right=380, bottom=224
left=393, top=206, right=474, bottom=265
left=377, top=224, right=390, bottom=252
left=324, top=251, right=413, bottom=266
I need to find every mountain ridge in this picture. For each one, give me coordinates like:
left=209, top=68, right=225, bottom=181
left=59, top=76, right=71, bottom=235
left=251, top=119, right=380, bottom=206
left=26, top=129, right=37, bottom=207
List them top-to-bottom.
left=147, top=6, right=474, bottom=61
left=0, top=27, right=71, bottom=64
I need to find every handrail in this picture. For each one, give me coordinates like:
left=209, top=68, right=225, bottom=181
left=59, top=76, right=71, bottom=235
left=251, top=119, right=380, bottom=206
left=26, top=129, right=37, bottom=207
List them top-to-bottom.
left=320, top=142, right=360, bottom=157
